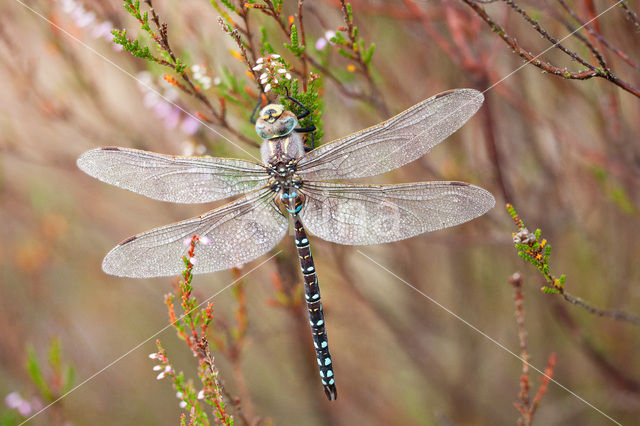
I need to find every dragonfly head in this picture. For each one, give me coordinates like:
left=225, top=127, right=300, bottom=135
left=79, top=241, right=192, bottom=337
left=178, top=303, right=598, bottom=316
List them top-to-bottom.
left=255, top=104, right=298, bottom=140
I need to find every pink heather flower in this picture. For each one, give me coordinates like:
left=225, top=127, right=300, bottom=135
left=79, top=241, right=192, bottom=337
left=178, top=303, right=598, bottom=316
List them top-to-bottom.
left=60, top=0, right=77, bottom=14
left=74, top=9, right=96, bottom=27
left=91, top=21, right=113, bottom=39
left=316, top=30, right=336, bottom=50
left=325, top=30, right=336, bottom=42
left=264, top=84, right=272, bottom=92
left=143, top=92, right=159, bottom=109
left=153, top=101, right=172, bottom=119
left=164, top=108, right=181, bottom=129
left=180, top=116, right=200, bottom=136
left=199, top=236, right=211, bottom=245
left=189, top=257, right=197, bottom=265
left=148, top=353, right=159, bottom=359
left=153, top=365, right=163, bottom=371
left=156, top=372, right=166, bottom=380
left=197, top=390, right=205, bottom=400
left=5, top=392, right=22, bottom=409
left=6, top=392, right=34, bottom=416
left=176, top=392, right=184, bottom=399
left=17, top=401, right=32, bottom=417
left=179, top=401, right=188, bottom=409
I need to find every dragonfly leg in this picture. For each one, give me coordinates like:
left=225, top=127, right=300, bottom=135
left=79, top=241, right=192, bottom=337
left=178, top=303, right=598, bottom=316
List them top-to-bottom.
left=283, top=86, right=312, bottom=120
left=249, top=96, right=264, bottom=124
left=295, top=126, right=316, bottom=151
left=293, top=215, right=337, bottom=400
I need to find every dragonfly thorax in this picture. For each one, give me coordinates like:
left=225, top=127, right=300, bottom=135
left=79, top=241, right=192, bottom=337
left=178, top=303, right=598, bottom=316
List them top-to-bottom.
left=268, top=161, right=302, bottom=192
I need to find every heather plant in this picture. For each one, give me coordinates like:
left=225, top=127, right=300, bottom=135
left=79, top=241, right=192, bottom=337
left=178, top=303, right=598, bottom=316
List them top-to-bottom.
left=2, top=0, right=640, bottom=424
left=507, top=203, right=640, bottom=327
left=3, top=339, right=75, bottom=425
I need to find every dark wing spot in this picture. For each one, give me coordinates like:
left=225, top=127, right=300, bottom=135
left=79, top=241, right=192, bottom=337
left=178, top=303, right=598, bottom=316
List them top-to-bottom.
left=434, top=90, right=455, bottom=99
left=102, top=147, right=121, bottom=151
left=120, top=235, right=137, bottom=245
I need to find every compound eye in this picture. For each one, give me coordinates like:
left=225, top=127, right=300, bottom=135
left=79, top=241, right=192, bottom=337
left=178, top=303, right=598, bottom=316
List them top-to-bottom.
left=280, top=116, right=296, bottom=134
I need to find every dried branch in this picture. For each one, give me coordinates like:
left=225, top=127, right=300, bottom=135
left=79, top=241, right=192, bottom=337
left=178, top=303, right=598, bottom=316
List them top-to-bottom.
left=460, top=0, right=640, bottom=98
left=556, top=0, right=640, bottom=71
left=619, top=0, right=640, bottom=31
left=509, top=272, right=556, bottom=426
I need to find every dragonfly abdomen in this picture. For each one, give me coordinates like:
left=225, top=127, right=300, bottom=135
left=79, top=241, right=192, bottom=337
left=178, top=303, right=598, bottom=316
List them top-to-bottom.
left=293, top=215, right=337, bottom=401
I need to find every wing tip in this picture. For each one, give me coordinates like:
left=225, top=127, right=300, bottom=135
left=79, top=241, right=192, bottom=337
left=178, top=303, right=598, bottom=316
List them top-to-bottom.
left=434, top=87, right=483, bottom=101
left=77, top=147, right=120, bottom=174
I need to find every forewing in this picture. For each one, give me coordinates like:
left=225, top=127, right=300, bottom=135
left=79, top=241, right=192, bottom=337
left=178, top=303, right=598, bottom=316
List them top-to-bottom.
left=297, top=89, right=483, bottom=180
left=77, top=147, right=268, bottom=203
left=300, top=181, right=494, bottom=245
left=102, top=188, right=287, bottom=277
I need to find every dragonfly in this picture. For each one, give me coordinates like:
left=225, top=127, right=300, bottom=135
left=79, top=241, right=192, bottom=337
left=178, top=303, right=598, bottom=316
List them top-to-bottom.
left=77, top=88, right=495, bottom=401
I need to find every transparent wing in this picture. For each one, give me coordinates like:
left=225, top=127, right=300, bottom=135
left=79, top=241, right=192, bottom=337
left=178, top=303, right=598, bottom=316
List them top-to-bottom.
left=297, top=89, right=483, bottom=181
left=77, top=147, right=268, bottom=203
left=299, top=181, right=494, bottom=245
left=102, top=187, right=287, bottom=277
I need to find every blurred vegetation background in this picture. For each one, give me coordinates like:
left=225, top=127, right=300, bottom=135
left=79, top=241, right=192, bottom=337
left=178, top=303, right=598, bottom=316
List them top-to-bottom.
left=1, top=0, right=639, bottom=425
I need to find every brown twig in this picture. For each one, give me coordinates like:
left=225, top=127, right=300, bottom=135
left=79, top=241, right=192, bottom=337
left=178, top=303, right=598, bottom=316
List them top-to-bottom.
left=136, top=0, right=259, bottom=147
left=460, top=0, right=640, bottom=98
left=556, top=0, right=640, bottom=71
left=619, top=0, right=640, bottom=31
left=509, top=273, right=556, bottom=426
left=552, top=303, right=640, bottom=395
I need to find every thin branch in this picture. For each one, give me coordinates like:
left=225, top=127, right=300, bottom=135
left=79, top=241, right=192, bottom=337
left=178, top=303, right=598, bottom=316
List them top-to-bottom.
left=460, top=0, right=640, bottom=98
left=556, top=0, right=640, bottom=71
left=619, top=0, right=640, bottom=31
left=507, top=204, right=640, bottom=327
left=509, top=272, right=555, bottom=426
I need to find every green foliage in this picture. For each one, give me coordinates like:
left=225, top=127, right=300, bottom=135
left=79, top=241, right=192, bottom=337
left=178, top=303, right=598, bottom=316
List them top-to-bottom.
left=114, top=0, right=189, bottom=75
left=219, top=0, right=238, bottom=14
left=284, top=25, right=305, bottom=57
left=259, top=27, right=276, bottom=55
left=112, top=29, right=158, bottom=62
left=362, top=43, right=376, bottom=66
left=273, top=73, right=324, bottom=144
left=592, top=166, right=636, bottom=214
left=507, top=203, right=566, bottom=295
left=25, top=338, right=75, bottom=403
left=26, top=346, right=51, bottom=400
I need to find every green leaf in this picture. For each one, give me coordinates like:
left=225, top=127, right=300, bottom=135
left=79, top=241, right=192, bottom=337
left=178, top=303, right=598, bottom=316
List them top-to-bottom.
left=219, top=0, right=238, bottom=13
left=285, top=25, right=305, bottom=56
left=260, top=26, right=276, bottom=55
left=362, top=43, right=375, bottom=65
left=337, top=47, right=354, bottom=60
left=47, top=337, right=62, bottom=373
left=26, top=346, right=51, bottom=400
left=63, top=365, right=76, bottom=393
